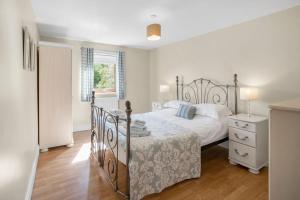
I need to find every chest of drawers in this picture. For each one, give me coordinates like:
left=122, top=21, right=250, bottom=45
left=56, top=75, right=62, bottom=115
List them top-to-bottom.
left=228, top=114, right=268, bottom=174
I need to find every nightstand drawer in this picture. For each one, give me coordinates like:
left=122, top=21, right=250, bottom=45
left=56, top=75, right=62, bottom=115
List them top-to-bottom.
left=229, top=119, right=256, bottom=132
left=229, top=127, right=256, bottom=147
left=229, top=141, right=256, bottom=167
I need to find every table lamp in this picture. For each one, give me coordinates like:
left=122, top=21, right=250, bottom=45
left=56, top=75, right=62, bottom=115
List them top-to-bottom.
left=159, top=84, right=170, bottom=102
left=240, top=87, right=258, bottom=117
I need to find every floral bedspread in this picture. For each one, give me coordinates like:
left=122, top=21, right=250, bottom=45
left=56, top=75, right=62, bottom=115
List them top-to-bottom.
left=127, top=112, right=201, bottom=200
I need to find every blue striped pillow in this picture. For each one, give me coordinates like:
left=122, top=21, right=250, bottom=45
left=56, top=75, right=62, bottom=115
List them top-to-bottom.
left=176, top=104, right=196, bottom=120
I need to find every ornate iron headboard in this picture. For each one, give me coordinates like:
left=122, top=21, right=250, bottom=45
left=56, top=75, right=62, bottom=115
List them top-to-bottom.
left=176, top=74, right=238, bottom=114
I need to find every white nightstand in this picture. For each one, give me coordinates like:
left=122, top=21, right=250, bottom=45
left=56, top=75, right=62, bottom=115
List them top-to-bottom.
left=152, top=102, right=163, bottom=112
left=228, top=114, right=268, bottom=174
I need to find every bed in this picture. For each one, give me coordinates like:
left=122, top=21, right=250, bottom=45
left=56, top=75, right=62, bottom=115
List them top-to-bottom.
left=90, top=74, right=238, bottom=200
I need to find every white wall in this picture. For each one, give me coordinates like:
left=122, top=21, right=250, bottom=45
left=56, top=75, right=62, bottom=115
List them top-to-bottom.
left=0, top=0, right=39, bottom=199
left=41, top=5, right=300, bottom=132
left=150, top=6, right=300, bottom=116
left=40, top=37, right=150, bottom=132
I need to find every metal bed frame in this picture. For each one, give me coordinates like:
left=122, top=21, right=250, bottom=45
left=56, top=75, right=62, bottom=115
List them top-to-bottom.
left=90, top=74, right=238, bottom=199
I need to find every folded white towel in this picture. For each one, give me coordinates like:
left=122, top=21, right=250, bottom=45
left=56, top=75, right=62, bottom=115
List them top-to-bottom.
left=133, top=120, right=146, bottom=127
left=118, top=125, right=151, bottom=137
left=131, top=125, right=147, bottom=131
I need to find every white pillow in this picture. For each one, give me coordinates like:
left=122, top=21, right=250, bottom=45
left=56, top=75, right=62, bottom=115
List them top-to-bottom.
left=163, top=100, right=191, bottom=109
left=194, top=104, right=232, bottom=119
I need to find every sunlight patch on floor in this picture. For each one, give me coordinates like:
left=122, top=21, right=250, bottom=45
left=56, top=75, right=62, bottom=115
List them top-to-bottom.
left=72, top=143, right=91, bottom=163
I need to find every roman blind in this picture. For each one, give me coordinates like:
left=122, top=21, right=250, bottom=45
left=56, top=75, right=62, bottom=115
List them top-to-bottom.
left=94, top=50, right=117, bottom=64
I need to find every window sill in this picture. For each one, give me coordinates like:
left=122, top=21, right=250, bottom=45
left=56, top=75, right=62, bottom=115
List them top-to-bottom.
left=95, top=92, right=117, bottom=98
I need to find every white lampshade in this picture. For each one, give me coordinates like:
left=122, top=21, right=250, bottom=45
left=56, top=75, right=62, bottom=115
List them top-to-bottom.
left=159, top=85, right=170, bottom=93
left=240, top=87, right=258, bottom=101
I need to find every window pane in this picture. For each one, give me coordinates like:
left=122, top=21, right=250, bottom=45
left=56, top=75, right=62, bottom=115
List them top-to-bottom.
left=94, top=63, right=116, bottom=92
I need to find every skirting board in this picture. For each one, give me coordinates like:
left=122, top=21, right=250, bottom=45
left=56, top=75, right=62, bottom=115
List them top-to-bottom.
left=73, top=123, right=90, bottom=132
left=25, top=145, right=39, bottom=200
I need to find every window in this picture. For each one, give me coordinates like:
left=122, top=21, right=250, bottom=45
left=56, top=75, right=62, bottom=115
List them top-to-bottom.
left=80, top=48, right=125, bottom=101
left=93, top=50, right=117, bottom=96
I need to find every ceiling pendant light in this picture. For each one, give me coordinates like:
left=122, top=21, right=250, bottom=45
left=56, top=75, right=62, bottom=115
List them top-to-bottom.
left=147, top=14, right=161, bottom=41
left=147, top=23, right=161, bottom=41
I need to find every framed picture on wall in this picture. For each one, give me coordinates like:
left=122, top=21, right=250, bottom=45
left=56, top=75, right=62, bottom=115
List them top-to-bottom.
left=23, top=27, right=30, bottom=70
left=30, top=39, right=36, bottom=71
left=34, top=42, right=37, bottom=71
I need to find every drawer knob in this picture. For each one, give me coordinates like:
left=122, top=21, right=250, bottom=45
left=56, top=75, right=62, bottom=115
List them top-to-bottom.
left=234, top=133, right=249, bottom=141
left=234, top=149, right=248, bottom=157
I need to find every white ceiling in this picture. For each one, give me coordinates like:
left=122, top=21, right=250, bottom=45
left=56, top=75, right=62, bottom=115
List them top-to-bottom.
left=32, top=0, right=300, bottom=49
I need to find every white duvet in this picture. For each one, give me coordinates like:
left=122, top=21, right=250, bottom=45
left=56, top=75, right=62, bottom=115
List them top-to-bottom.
left=147, top=108, right=228, bottom=146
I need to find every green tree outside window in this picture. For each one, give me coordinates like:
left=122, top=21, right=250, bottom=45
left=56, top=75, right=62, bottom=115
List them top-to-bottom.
left=94, top=63, right=115, bottom=91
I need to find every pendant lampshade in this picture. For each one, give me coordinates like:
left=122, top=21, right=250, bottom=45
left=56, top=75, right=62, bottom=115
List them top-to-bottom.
left=147, top=24, right=161, bottom=41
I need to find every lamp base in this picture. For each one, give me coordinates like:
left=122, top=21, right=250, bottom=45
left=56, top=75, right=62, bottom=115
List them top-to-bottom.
left=247, top=101, right=252, bottom=118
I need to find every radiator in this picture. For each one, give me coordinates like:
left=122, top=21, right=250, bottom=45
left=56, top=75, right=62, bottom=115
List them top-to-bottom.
left=94, top=97, right=119, bottom=111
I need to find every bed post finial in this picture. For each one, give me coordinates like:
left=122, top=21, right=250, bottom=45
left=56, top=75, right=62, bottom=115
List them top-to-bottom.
left=234, top=74, right=238, bottom=115
left=176, top=76, right=179, bottom=100
left=91, top=91, right=95, bottom=105
left=125, top=100, right=132, bottom=198
left=125, top=101, right=132, bottom=116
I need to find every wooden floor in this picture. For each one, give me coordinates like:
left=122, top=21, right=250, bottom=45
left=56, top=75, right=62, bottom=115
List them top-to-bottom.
left=32, top=131, right=268, bottom=200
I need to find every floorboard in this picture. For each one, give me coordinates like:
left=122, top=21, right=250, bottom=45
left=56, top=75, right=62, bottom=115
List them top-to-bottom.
left=32, top=131, right=268, bottom=200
